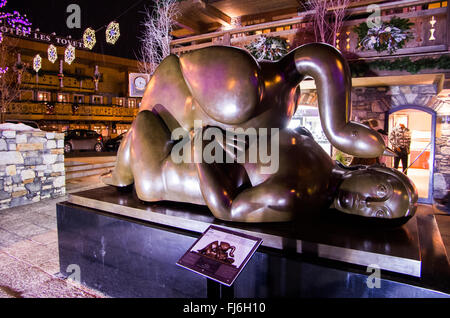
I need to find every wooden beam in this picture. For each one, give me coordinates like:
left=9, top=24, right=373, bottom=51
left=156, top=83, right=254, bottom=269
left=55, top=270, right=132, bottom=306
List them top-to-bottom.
left=194, top=0, right=232, bottom=26
left=447, top=0, right=450, bottom=50
left=171, top=1, right=444, bottom=44
left=240, top=7, right=299, bottom=24
left=174, top=17, right=204, bottom=34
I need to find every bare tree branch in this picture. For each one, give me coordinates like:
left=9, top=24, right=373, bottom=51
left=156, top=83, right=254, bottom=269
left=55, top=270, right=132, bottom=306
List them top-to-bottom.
left=138, top=0, right=179, bottom=75
left=305, top=0, right=350, bottom=47
left=0, top=36, right=22, bottom=123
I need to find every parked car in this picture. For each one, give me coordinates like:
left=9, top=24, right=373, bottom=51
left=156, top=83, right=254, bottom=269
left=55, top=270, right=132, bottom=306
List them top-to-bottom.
left=64, top=129, right=104, bottom=153
left=105, top=132, right=126, bottom=152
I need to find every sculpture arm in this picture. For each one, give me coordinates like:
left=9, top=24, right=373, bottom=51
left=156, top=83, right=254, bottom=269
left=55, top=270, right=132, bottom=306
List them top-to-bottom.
left=292, top=43, right=385, bottom=158
left=195, top=161, right=237, bottom=221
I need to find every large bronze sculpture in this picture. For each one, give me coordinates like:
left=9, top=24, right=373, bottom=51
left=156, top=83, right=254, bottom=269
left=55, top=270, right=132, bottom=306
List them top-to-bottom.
left=103, top=43, right=418, bottom=224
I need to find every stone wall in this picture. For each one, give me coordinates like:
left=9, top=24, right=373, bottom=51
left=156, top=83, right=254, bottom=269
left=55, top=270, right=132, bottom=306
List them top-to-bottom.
left=435, top=121, right=450, bottom=202
left=0, top=130, right=65, bottom=210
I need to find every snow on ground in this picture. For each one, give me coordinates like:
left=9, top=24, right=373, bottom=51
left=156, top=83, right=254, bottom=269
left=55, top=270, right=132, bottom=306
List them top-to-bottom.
left=0, top=123, right=41, bottom=132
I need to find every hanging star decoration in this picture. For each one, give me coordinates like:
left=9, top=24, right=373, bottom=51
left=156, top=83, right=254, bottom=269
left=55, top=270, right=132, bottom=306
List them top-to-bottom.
left=106, top=21, right=120, bottom=45
left=83, top=27, right=96, bottom=50
left=47, top=44, right=58, bottom=64
left=64, top=44, right=75, bottom=65
left=33, top=54, right=42, bottom=73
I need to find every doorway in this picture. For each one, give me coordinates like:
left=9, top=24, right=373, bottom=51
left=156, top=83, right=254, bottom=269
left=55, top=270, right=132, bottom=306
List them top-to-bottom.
left=388, top=106, right=436, bottom=204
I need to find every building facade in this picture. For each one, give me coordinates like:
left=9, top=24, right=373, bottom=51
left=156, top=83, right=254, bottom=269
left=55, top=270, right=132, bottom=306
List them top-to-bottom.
left=170, top=0, right=450, bottom=208
left=3, top=28, right=142, bottom=139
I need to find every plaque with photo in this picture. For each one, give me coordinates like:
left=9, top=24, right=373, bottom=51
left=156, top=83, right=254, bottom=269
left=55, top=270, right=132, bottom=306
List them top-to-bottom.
left=176, top=226, right=263, bottom=286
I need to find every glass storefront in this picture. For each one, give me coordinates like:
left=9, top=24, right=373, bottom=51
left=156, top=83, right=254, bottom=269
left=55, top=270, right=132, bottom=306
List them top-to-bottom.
left=289, top=105, right=332, bottom=156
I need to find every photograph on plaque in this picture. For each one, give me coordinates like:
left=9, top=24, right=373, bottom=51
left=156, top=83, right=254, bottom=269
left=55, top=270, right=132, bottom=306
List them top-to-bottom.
left=176, top=226, right=262, bottom=286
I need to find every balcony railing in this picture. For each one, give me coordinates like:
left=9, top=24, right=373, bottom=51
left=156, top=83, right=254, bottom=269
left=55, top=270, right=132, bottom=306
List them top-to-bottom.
left=170, top=0, right=448, bottom=59
left=6, top=101, right=139, bottom=122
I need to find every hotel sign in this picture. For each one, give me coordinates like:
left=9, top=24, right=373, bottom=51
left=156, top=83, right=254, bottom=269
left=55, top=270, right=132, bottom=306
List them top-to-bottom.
left=0, top=25, right=85, bottom=49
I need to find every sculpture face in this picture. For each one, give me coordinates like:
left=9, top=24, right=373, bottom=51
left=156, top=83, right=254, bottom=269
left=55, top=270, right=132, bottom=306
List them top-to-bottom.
left=335, top=167, right=418, bottom=219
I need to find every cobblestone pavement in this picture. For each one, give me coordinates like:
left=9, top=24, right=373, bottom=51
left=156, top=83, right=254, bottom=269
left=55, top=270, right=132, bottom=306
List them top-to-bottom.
left=0, top=174, right=108, bottom=298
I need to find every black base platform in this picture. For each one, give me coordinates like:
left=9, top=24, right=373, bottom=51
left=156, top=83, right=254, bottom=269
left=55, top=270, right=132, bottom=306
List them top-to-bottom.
left=56, top=187, right=450, bottom=298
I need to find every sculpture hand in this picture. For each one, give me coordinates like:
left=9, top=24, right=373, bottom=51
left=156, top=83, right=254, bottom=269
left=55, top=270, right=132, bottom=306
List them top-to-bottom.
left=214, top=128, right=248, bottom=162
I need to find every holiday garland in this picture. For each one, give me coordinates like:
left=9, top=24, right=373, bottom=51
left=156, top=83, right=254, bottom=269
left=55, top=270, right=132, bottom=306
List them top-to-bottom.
left=353, top=17, right=413, bottom=54
left=245, top=36, right=289, bottom=61
left=350, top=54, right=450, bottom=76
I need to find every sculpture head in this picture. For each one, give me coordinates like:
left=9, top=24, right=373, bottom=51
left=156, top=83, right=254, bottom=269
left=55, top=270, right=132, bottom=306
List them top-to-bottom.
left=334, top=166, right=418, bottom=219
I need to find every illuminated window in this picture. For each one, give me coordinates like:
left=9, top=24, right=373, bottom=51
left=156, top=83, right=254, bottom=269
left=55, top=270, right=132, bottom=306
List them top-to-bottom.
left=428, top=2, right=442, bottom=8
left=37, top=91, right=51, bottom=102
left=57, top=93, right=68, bottom=103
left=116, top=98, right=125, bottom=106
left=128, top=99, right=136, bottom=108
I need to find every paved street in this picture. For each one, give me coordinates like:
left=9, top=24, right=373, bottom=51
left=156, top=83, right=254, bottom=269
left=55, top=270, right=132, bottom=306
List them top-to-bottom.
left=0, top=173, right=107, bottom=298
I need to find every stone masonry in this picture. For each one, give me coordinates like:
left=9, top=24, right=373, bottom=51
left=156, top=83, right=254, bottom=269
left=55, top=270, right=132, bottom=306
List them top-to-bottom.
left=0, top=130, right=65, bottom=210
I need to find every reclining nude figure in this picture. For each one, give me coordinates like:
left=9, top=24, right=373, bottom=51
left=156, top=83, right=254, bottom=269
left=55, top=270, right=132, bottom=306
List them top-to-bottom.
left=103, top=43, right=418, bottom=223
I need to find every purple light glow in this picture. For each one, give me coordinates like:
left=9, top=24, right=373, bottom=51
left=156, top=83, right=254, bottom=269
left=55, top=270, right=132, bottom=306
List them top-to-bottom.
left=0, top=0, right=32, bottom=39
left=0, top=66, right=8, bottom=76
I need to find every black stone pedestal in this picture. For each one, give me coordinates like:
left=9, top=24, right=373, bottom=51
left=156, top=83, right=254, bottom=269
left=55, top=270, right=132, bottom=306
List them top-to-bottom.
left=56, top=187, right=450, bottom=298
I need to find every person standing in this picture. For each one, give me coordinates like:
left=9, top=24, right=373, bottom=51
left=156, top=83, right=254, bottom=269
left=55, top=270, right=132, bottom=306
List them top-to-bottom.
left=389, top=123, right=411, bottom=174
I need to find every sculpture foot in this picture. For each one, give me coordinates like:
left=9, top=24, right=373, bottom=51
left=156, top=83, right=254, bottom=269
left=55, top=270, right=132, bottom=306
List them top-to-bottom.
left=101, top=170, right=133, bottom=191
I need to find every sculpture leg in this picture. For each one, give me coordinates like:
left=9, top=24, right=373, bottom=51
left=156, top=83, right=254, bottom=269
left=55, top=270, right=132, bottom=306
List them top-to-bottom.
left=103, top=110, right=174, bottom=197
left=128, top=110, right=174, bottom=202
left=102, top=127, right=134, bottom=188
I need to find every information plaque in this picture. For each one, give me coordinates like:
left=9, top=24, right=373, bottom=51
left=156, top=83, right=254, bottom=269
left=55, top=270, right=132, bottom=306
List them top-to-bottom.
left=177, top=226, right=263, bottom=286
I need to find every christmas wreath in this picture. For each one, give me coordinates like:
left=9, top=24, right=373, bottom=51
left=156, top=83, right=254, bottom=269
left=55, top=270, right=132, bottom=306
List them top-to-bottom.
left=353, top=17, right=413, bottom=54
left=245, top=36, right=289, bottom=61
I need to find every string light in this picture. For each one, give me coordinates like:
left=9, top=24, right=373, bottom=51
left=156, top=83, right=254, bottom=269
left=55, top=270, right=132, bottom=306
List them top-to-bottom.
left=0, top=0, right=32, bottom=36
left=106, top=21, right=120, bottom=44
left=83, top=27, right=96, bottom=50
left=47, top=44, right=57, bottom=64
left=64, top=44, right=75, bottom=65
left=33, top=54, right=42, bottom=72
left=0, top=66, right=8, bottom=78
